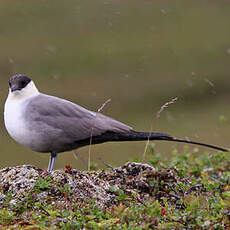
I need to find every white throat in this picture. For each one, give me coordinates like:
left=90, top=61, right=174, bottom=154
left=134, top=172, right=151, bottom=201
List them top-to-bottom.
left=7, top=81, right=39, bottom=102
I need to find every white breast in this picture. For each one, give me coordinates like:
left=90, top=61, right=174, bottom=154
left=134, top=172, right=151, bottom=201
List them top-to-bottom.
left=4, top=96, right=33, bottom=148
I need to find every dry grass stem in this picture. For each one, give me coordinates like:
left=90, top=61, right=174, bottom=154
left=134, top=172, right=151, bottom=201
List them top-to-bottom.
left=143, top=97, right=178, bottom=160
left=156, top=97, right=178, bottom=119
left=97, top=99, right=112, bottom=113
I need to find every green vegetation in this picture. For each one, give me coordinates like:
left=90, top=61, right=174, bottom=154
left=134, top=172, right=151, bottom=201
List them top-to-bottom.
left=1, top=1, right=230, bottom=171
left=1, top=149, right=230, bottom=229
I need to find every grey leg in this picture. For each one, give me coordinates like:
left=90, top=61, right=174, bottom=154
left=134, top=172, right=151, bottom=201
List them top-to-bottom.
left=47, top=152, right=57, bottom=172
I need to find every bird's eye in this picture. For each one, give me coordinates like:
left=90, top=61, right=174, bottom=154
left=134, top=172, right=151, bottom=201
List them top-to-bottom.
left=21, top=81, right=26, bottom=86
left=9, top=82, right=11, bottom=87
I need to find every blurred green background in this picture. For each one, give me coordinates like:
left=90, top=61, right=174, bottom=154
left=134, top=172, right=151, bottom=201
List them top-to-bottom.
left=0, top=0, right=230, bottom=170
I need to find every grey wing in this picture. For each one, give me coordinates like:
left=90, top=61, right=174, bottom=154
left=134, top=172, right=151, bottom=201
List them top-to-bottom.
left=25, top=94, right=132, bottom=142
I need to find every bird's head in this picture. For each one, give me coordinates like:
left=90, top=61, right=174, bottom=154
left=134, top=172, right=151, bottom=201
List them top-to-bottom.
left=8, top=74, right=39, bottom=100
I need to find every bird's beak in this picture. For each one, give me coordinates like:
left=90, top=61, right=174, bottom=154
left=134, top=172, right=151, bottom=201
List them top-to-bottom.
left=10, top=85, right=19, bottom=92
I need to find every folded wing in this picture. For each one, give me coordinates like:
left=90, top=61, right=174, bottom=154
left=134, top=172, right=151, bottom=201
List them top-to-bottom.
left=25, top=94, right=132, bottom=143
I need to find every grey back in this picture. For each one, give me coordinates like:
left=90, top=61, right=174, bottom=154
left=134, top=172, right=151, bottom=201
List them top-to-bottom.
left=24, top=94, right=132, bottom=153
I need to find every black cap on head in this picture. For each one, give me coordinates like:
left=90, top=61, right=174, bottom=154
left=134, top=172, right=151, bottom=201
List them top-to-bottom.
left=9, top=74, right=32, bottom=92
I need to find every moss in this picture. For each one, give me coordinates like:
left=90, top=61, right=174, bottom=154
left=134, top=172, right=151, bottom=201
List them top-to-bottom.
left=1, top=151, right=230, bottom=229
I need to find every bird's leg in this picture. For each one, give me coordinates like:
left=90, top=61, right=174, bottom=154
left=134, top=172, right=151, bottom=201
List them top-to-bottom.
left=47, top=152, right=57, bottom=172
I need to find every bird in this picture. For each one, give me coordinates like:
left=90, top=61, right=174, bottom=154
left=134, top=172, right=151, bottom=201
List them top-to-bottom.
left=4, top=74, right=228, bottom=172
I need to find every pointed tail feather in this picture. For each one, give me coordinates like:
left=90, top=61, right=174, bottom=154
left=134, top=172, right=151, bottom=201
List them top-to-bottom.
left=76, top=130, right=228, bottom=152
left=109, top=130, right=228, bottom=152
left=129, top=130, right=228, bottom=152
left=166, top=137, right=228, bottom=152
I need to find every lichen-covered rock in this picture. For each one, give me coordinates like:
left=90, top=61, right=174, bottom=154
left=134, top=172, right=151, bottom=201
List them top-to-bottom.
left=0, top=162, right=185, bottom=209
left=0, top=165, right=116, bottom=207
left=0, top=165, right=40, bottom=204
